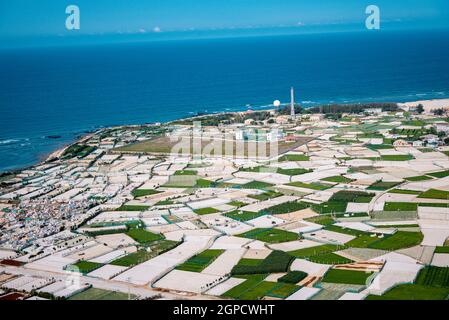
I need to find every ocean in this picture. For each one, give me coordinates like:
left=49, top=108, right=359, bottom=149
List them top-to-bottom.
left=1, top=29, right=449, bottom=172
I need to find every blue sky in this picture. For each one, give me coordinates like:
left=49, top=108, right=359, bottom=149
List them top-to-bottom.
left=1, top=0, right=448, bottom=38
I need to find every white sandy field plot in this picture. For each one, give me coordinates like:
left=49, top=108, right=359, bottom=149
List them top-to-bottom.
left=246, top=215, right=286, bottom=228
left=304, top=229, right=355, bottom=245
left=95, top=233, right=137, bottom=248
left=209, top=236, right=252, bottom=250
left=268, top=239, right=322, bottom=252
left=201, top=249, right=245, bottom=276
left=365, top=252, right=423, bottom=296
left=431, top=254, right=449, bottom=267
left=290, top=259, right=330, bottom=277
left=87, top=264, right=128, bottom=280
left=154, top=270, right=222, bottom=294
left=205, top=277, right=246, bottom=296
left=286, top=287, right=321, bottom=300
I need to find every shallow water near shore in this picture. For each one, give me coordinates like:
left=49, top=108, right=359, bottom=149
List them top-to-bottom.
left=1, top=29, right=449, bottom=172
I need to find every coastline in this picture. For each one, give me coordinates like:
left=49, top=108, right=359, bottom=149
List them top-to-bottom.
left=2, top=97, right=449, bottom=176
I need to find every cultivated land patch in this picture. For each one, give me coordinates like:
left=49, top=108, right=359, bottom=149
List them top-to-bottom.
left=320, top=176, right=353, bottom=184
left=286, top=182, right=332, bottom=191
left=131, top=188, right=162, bottom=198
left=418, top=189, right=449, bottom=200
left=263, top=201, right=309, bottom=215
left=193, top=207, right=220, bottom=215
left=225, top=210, right=267, bottom=222
left=126, top=228, right=163, bottom=244
left=237, top=228, right=300, bottom=244
left=110, top=240, right=179, bottom=267
left=288, top=244, right=353, bottom=265
left=176, top=249, right=225, bottom=273
left=231, top=251, right=294, bottom=275
left=66, top=261, right=102, bottom=274
left=415, top=266, right=449, bottom=288
left=321, top=269, right=373, bottom=285
left=278, top=271, right=308, bottom=284
left=366, top=284, right=449, bottom=300
left=69, top=288, right=134, bottom=300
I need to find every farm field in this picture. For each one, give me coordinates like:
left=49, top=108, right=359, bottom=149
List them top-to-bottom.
left=225, top=210, right=267, bottom=222
left=126, top=228, right=164, bottom=244
left=237, top=228, right=300, bottom=244
left=111, top=240, right=179, bottom=267
left=288, top=244, right=353, bottom=265
left=176, top=249, right=225, bottom=272
left=231, top=251, right=294, bottom=275
left=66, top=261, right=102, bottom=274
left=321, top=269, right=373, bottom=285
left=366, top=284, right=449, bottom=300
left=69, top=288, right=135, bottom=300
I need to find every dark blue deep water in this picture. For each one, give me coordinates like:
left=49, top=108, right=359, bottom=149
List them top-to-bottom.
left=1, top=29, right=449, bottom=172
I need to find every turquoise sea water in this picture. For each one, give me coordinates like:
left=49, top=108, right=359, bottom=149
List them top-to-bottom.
left=1, top=29, right=449, bottom=172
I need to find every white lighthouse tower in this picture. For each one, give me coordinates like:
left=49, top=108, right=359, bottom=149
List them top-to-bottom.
left=290, top=87, right=296, bottom=118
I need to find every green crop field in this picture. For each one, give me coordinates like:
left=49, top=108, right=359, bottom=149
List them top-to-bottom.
left=279, top=154, right=310, bottom=162
left=380, top=155, right=414, bottom=161
left=277, top=168, right=312, bottom=176
left=174, top=170, right=198, bottom=176
left=428, top=170, right=449, bottom=178
left=405, top=175, right=433, bottom=182
left=321, top=176, right=353, bottom=184
left=194, top=179, right=215, bottom=188
left=241, top=181, right=274, bottom=189
left=367, top=181, right=400, bottom=191
left=286, top=182, right=332, bottom=191
left=131, top=189, right=162, bottom=198
left=388, top=189, right=422, bottom=195
left=418, top=189, right=449, bottom=200
left=248, top=191, right=283, bottom=201
left=329, top=191, right=375, bottom=203
left=263, top=201, right=309, bottom=215
left=310, top=201, right=347, bottom=214
left=384, top=202, right=418, bottom=212
left=116, top=205, right=150, bottom=211
left=193, top=207, right=220, bottom=215
left=225, top=210, right=267, bottom=222
left=305, top=215, right=336, bottom=226
left=126, top=228, right=163, bottom=244
left=237, top=228, right=300, bottom=244
left=369, top=231, right=423, bottom=250
left=346, top=234, right=384, bottom=248
left=111, top=240, right=179, bottom=267
left=288, top=244, right=352, bottom=265
left=435, top=246, right=449, bottom=254
left=176, top=249, right=224, bottom=272
left=231, top=251, right=294, bottom=275
left=66, top=261, right=102, bottom=274
left=415, top=266, right=449, bottom=288
left=322, top=269, right=373, bottom=285
left=278, top=271, right=308, bottom=284
left=222, top=274, right=268, bottom=300
left=266, top=283, right=300, bottom=299
left=366, top=284, right=449, bottom=300
left=69, top=288, right=134, bottom=300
